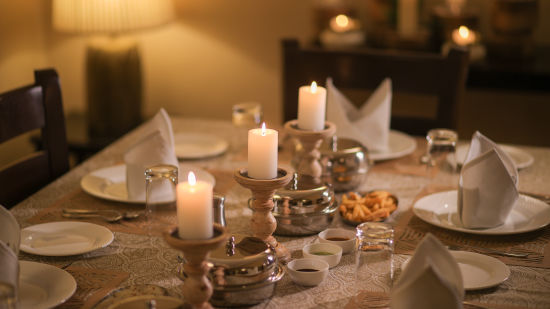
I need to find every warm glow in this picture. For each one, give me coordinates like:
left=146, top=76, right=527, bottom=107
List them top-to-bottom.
left=335, top=14, right=349, bottom=28
left=458, top=26, right=470, bottom=39
left=311, top=81, right=318, bottom=93
left=261, top=122, right=266, bottom=136
left=187, top=172, right=196, bottom=186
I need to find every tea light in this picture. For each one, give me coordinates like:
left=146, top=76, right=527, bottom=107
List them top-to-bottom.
left=329, top=14, right=357, bottom=33
left=452, top=26, right=476, bottom=46
left=298, top=82, right=327, bottom=131
left=248, top=122, right=278, bottom=179
left=177, top=172, right=213, bottom=239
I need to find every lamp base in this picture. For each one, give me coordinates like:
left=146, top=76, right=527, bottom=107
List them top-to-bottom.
left=86, top=37, right=142, bottom=140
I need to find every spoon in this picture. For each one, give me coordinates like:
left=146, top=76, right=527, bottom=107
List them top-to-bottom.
left=62, top=209, right=142, bottom=222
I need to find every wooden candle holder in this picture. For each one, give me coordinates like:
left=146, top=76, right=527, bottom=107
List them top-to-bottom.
left=284, top=120, right=336, bottom=179
left=233, top=168, right=292, bottom=263
left=164, top=224, right=229, bottom=309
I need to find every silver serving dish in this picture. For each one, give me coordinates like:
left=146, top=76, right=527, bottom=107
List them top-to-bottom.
left=320, top=137, right=370, bottom=192
left=270, top=174, right=337, bottom=236
left=179, top=234, right=282, bottom=307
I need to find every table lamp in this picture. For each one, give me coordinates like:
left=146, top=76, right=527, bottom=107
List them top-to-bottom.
left=52, top=0, right=174, bottom=141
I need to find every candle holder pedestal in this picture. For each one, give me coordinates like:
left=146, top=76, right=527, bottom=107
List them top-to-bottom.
left=284, top=120, right=336, bottom=179
left=233, top=168, right=292, bottom=263
left=164, top=224, right=229, bottom=309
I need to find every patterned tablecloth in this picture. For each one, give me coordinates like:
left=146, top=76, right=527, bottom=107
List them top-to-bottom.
left=11, top=118, right=550, bottom=308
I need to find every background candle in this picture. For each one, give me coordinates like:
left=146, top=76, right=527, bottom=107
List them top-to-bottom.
left=452, top=26, right=476, bottom=46
left=298, top=82, right=327, bottom=131
left=248, top=123, right=278, bottom=179
left=177, top=172, right=213, bottom=239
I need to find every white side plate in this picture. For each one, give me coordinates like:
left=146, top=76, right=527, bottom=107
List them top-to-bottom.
left=369, top=130, right=417, bottom=161
left=175, top=132, right=229, bottom=159
left=455, top=144, right=534, bottom=169
left=80, top=164, right=215, bottom=204
left=413, top=190, right=550, bottom=235
left=20, top=221, right=114, bottom=256
left=401, top=250, right=510, bottom=290
left=19, top=261, right=77, bottom=309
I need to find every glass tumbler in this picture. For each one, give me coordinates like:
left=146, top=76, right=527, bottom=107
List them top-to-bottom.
left=231, top=102, right=263, bottom=152
left=426, top=129, right=459, bottom=188
left=145, top=164, right=178, bottom=236
left=355, top=222, right=394, bottom=294
left=0, top=282, right=16, bottom=309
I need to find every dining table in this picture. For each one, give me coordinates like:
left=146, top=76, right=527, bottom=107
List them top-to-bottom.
left=11, top=117, right=550, bottom=309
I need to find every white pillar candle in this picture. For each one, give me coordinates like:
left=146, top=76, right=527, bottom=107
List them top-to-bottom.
left=397, top=0, right=418, bottom=38
left=452, top=26, right=476, bottom=46
left=298, top=81, right=327, bottom=131
left=248, top=122, right=278, bottom=179
left=177, top=172, right=213, bottom=239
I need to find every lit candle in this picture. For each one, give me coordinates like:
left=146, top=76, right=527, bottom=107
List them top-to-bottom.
left=329, top=14, right=357, bottom=33
left=452, top=26, right=476, bottom=46
left=298, top=81, right=327, bottom=131
left=248, top=122, right=278, bottom=179
left=176, top=172, right=213, bottom=239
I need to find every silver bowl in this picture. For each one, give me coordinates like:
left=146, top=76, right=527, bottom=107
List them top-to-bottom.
left=320, top=137, right=370, bottom=192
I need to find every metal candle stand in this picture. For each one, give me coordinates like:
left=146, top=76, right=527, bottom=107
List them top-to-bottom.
left=284, top=120, right=336, bottom=180
left=233, top=168, right=292, bottom=263
left=163, top=224, right=229, bottom=309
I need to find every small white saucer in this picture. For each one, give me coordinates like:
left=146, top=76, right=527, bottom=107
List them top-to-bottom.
left=175, top=132, right=229, bottom=159
left=19, top=261, right=77, bottom=309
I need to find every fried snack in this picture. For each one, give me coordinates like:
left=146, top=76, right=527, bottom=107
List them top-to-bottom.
left=339, top=190, right=397, bottom=223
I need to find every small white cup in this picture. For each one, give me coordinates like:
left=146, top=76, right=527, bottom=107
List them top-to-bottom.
left=318, top=228, right=356, bottom=254
left=302, top=243, right=342, bottom=268
left=286, top=258, right=329, bottom=286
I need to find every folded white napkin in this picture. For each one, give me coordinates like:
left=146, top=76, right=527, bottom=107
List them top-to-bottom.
left=326, top=77, right=392, bottom=152
left=124, top=109, right=179, bottom=200
left=458, top=131, right=519, bottom=229
left=391, top=234, right=464, bottom=309
left=0, top=241, right=19, bottom=301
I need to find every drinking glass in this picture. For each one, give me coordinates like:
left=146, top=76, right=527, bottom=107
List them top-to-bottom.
left=231, top=102, right=263, bottom=152
left=425, top=128, right=459, bottom=188
left=145, top=164, right=178, bottom=236
left=355, top=222, right=394, bottom=294
left=0, top=282, right=16, bottom=309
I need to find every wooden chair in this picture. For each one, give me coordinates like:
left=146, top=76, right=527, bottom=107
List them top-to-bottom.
left=282, top=39, right=470, bottom=136
left=0, top=69, right=69, bottom=208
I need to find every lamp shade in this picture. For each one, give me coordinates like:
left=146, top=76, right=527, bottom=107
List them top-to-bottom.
left=52, top=0, right=175, bottom=33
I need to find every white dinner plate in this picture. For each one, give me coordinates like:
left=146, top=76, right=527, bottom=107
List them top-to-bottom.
left=369, top=130, right=417, bottom=161
left=175, top=132, right=229, bottom=159
left=454, top=144, right=534, bottom=169
left=80, top=164, right=215, bottom=203
left=413, top=190, right=550, bottom=235
left=20, top=221, right=114, bottom=256
left=401, top=251, right=510, bottom=291
left=19, top=261, right=77, bottom=309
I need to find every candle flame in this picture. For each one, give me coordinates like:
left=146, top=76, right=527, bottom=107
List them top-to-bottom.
left=335, top=14, right=349, bottom=28
left=458, top=26, right=470, bottom=39
left=311, top=81, right=317, bottom=93
left=261, top=122, right=266, bottom=136
left=188, top=172, right=196, bottom=185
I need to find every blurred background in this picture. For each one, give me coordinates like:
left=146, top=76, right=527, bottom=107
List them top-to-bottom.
left=1, top=0, right=549, bottom=167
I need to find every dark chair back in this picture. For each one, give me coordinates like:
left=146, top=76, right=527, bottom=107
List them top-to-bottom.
left=282, top=39, right=469, bottom=136
left=0, top=69, right=69, bottom=207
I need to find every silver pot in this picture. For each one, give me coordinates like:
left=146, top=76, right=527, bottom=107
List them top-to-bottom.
left=320, top=137, right=370, bottom=192
left=271, top=174, right=337, bottom=236
left=181, top=234, right=283, bottom=307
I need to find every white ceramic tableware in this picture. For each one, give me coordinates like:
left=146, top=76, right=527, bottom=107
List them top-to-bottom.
left=368, top=131, right=417, bottom=161
left=174, top=132, right=229, bottom=159
left=454, top=143, right=534, bottom=170
left=413, top=190, right=550, bottom=235
left=20, top=221, right=114, bottom=256
left=318, top=228, right=356, bottom=254
left=302, top=243, right=342, bottom=268
left=401, top=250, right=510, bottom=291
left=286, top=258, right=329, bottom=286
left=19, top=261, right=76, bottom=309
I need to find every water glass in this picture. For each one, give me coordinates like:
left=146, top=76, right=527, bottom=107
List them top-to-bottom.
left=231, top=102, right=262, bottom=152
left=426, top=129, right=458, bottom=172
left=145, top=164, right=178, bottom=236
left=355, top=222, right=394, bottom=294
left=0, top=282, right=16, bottom=309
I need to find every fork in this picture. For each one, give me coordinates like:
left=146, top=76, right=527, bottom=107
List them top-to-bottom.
left=448, top=245, right=529, bottom=258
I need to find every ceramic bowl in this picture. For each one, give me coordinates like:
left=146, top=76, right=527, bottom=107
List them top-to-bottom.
left=318, top=228, right=356, bottom=254
left=302, top=243, right=342, bottom=268
left=286, top=258, right=329, bottom=286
